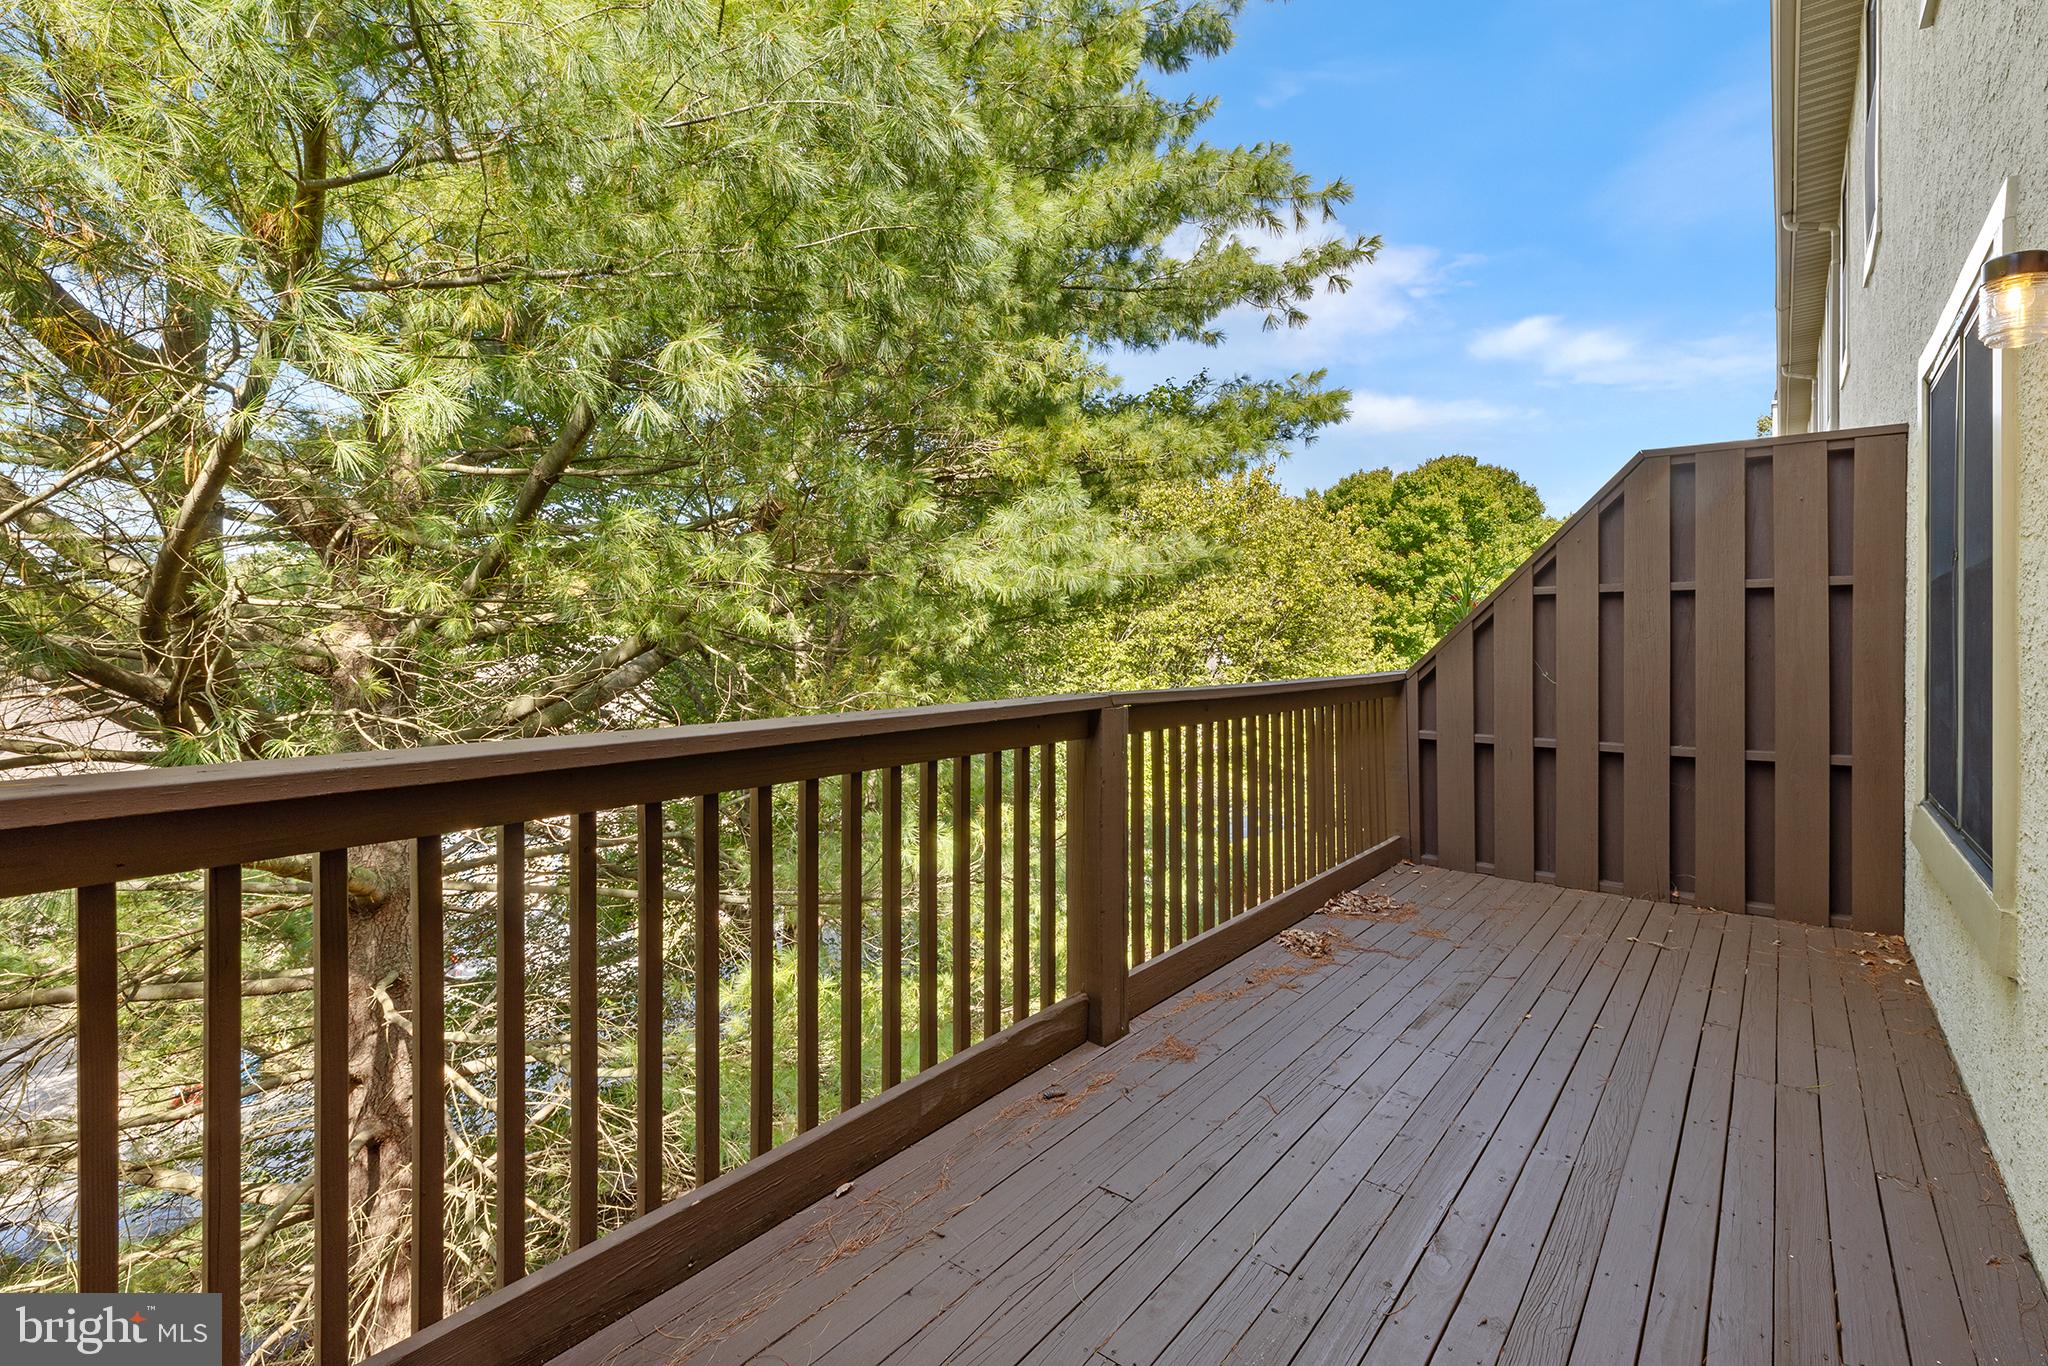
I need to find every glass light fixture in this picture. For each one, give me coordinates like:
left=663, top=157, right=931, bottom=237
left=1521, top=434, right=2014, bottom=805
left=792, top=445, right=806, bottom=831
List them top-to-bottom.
left=1976, top=250, right=2048, bottom=349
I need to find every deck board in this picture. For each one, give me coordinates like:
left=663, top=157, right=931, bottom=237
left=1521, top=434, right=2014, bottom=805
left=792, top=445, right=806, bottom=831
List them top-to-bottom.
left=549, top=869, right=2046, bottom=1366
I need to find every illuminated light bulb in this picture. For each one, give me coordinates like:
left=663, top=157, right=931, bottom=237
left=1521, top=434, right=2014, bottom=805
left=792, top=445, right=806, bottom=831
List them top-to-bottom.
left=1977, top=250, right=2048, bottom=350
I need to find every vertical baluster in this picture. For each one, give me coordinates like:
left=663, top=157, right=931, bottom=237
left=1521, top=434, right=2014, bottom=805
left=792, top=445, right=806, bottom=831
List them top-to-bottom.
left=1344, top=702, right=1355, bottom=853
left=1335, top=703, right=1350, bottom=857
left=1286, top=704, right=1302, bottom=888
left=1327, top=704, right=1343, bottom=864
left=1328, top=705, right=1341, bottom=861
left=1303, top=707, right=1317, bottom=874
left=1306, top=707, right=1319, bottom=874
left=1280, top=710, right=1293, bottom=888
left=1254, top=712, right=1269, bottom=903
left=1240, top=716, right=1253, bottom=909
left=1225, top=717, right=1241, bottom=918
left=1217, top=718, right=1232, bottom=920
left=1202, top=721, right=1217, bottom=929
left=1166, top=725, right=1184, bottom=946
left=1148, top=728, right=1166, bottom=956
left=1127, top=733, right=1144, bottom=961
left=1037, top=741, right=1056, bottom=1009
left=1013, top=748, right=1030, bottom=1015
left=981, top=753, right=1001, bottom=1038
left=950, top=757, right=971, bottom=1051
left=918, top=762, right=939, bottom=1069
left=882, top=768, right=904, bottom=1089
left=840, top=773, right=863, bottom=1112
left=798, top=780, right=821, bottom=1131
left=749, top=788, right=774, bottom=1158
left=694, top=795, right=721, bottom=1179
left=639, top=804, right=667, bottom=1203
left=569, top=812, right=599, bottom=1244
left=496, top=826, right=526, bottom=1286
left=411, top=836, right=446, bottom=1325
left=312, top=851, right=349, bottom=1362
left=203, top=867, right=241, bottom=1363
left=75, top=883, right=117, bottom=1293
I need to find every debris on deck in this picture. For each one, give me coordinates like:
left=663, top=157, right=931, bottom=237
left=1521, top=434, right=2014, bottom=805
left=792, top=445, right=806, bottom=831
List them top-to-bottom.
left=1322, top=888, right=1418, bottom=922
left=1278, top=927, right=1335, bottom=959
left=1137, top=1033, right=1199, bottom=1063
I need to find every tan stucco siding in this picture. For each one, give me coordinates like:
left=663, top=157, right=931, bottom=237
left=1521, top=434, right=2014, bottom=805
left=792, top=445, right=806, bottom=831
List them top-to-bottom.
left=1821, top=0, right=2048, bottom=1265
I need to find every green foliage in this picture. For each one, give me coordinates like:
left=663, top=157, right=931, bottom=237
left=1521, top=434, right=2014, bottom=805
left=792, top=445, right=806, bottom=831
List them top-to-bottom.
left=0, top=0, right=1377, bottom=763
left=1319, top=455, right=1558, bottom=662
left=1011, top=464, right=1392, bottom=691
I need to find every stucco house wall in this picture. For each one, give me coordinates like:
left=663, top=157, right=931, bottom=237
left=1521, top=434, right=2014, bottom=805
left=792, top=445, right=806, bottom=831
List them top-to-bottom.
left=1812, top=0, right=2048, bottom=1261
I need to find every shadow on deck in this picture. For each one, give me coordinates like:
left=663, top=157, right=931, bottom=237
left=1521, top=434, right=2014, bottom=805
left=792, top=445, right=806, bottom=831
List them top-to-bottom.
left=555, top=865, right=2046, bottom=1366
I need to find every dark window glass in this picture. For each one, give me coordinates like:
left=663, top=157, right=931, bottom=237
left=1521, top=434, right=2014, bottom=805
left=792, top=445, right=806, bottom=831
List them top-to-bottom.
left=1924, top=315, right=1994, bottom=877
left=1960, top=328, right=1995, bottom=858
left=1927, top=349, right=1959, bottom=821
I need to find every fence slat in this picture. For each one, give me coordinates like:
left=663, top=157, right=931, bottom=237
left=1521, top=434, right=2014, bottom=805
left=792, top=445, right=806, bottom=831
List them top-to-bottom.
left=749, top=787, right=775, bottom=1157
left=694, top=795, right=721, bottom=1179
left=639, top=803, right=667, bottom=1205
left=569, top=811, right=599, bottom=1244
left=496, top=825, right=526, bottom=1286
left=411, top=834, right=446, bottom=1326
left=313, top=850, right=349, bottom=1364
left=203, top=865, right=241, bottom=1362
left=76, top=882, right=117, bottom=1294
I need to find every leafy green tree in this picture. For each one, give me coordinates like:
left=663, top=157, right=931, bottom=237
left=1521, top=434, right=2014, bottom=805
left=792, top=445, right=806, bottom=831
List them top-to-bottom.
left=0, top=0, right=1374, bottom=1347
left=1320, top=455, right=1557, bottom=661
left=1015, top=465, right=1392, bottom=691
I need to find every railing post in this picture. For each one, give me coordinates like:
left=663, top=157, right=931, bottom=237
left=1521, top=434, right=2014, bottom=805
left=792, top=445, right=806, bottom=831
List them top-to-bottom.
left=1074, top=702, right=1129, bottom=1044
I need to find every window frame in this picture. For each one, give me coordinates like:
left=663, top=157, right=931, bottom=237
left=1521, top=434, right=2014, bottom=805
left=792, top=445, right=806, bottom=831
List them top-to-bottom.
left=1861, top=0, right=1883, bottom=282
left=1837, top=176, right=1852, bottom=388
left=1909, top=178, right=2021, bottom=978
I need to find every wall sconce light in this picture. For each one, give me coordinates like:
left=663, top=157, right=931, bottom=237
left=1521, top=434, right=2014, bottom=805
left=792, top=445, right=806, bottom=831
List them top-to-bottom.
left=1977, top=250, right=2048, bottom=349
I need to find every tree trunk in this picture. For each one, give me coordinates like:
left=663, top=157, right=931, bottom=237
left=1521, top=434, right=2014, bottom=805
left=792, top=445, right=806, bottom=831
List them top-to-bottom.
left=347, top=841, right=421, bottom=1354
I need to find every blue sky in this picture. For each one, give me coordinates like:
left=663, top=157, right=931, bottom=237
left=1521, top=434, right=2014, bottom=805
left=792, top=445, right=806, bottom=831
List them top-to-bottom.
left=1109, top=0, right=1775, bottom=517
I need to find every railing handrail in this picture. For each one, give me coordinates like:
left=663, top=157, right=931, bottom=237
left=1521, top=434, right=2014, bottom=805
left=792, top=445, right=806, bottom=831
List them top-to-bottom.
left=0, top=674, right=1404, bottom=899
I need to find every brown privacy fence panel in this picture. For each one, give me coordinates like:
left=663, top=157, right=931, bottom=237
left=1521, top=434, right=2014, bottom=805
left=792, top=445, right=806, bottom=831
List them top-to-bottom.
left=1405, top=425, right=1906, bottom=931
left=0, top=675, right=1405, bottom=1366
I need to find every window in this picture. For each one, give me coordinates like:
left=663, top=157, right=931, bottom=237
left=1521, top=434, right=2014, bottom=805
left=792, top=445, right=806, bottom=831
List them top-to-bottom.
left=1862, top=0, right=1881, bottom=273
left=1911, top=177, right=2018, bottom=975
left=1837, top=179, right=1851, bottom=382
left=1923, top=317, right=1994, bottom=874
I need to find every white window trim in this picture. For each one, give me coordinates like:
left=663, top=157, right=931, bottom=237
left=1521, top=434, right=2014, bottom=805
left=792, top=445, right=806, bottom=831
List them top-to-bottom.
left=1862, top=0, right=1883, bottom=283
left=1909, top=176, right=2021, bottom=980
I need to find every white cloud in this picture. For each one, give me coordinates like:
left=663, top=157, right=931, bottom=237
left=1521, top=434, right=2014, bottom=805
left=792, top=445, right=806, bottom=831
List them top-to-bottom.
left=1107, top=227, right=1473, bottom=388
left=1218, top=231, right=1468, bottom=365
left=1468, top=314, right=1768, bottom=389
left=1337, top=391, right=1524, bottom=435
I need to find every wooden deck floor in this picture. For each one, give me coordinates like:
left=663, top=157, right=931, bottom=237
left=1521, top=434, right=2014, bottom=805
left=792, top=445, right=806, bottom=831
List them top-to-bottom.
left=555, top=866, right=2048, bottom=1365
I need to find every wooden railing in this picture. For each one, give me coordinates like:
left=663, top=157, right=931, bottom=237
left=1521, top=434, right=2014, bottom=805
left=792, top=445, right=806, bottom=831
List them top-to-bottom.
left=1403, top=425, right=1907, bottom=930
left=0, top=675, right=1405, bottom=1366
